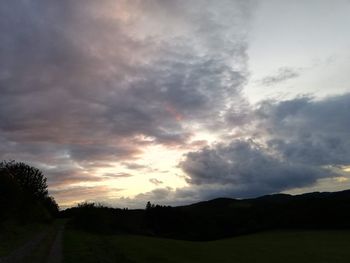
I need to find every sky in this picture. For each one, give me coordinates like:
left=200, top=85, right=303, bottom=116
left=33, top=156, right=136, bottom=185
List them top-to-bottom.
left=1, top=0, right=350, bottom=208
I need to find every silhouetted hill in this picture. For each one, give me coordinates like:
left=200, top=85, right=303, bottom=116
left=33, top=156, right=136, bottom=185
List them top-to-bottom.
left=61, top=189, right=350, bottom=240
left=185, top=197, right=237, bottom=209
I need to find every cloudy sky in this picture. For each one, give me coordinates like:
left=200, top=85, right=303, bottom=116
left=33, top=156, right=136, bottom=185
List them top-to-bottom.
left=1, top=0, right=350, bottom=208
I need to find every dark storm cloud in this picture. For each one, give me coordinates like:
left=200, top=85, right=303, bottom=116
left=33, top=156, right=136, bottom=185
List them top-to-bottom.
left=0, top=0, right=254, bottom=206
left=259, top=67, right=300, bottom=86
left=177, top=93, right=350, bottom=201
left=258, top=93, right=350, bottom=166
left=180, top=140, right=331, bottom=197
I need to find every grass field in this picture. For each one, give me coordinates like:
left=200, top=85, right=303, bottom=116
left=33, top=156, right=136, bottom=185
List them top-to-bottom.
left=0, top=222, right=47, bottom=257
left=64, top=229, right=350, bottom=263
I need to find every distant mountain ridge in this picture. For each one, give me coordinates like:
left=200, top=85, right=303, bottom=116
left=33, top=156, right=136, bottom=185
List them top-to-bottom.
left=61, top=189, right=350, bottom=241
left=188, top=189, right=350, bottom=206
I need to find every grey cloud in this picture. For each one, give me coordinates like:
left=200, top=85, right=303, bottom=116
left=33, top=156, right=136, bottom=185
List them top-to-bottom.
left=259, top=67, right=300, bottom=86
left=258, top=93, right=350, bottom=166
left=225, top=99, right=254, bottom=127
left=180, top=140, right=331, bottom=197
left=67, top=143, right=139, bottom=163
left=121, top=162, right=148, bottom=170
left=47, top=169, right=104, bottom=188
left=103, top=172, right=133, bottom=178
left=149, top=178, right=163, bottom=186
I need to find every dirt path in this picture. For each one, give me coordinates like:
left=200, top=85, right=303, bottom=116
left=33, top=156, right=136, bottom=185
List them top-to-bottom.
left=0, top=221, right=66, bottom=263
left=46, top=223, right=65, bottom=263
left=0, top=231, right=47, bottom=263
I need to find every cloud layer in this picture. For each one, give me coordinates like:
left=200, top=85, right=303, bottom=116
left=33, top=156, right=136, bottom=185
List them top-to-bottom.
left=0, top=0, right=253, bottom=205
left=1, top=1, right=349, bottom=207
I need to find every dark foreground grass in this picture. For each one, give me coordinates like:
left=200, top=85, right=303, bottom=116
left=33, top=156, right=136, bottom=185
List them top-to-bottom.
left=0, top=220, right=66, bottom=262
left=0, top=222, right=47, bottom=257
left=64, top=229, right=350, bottom=263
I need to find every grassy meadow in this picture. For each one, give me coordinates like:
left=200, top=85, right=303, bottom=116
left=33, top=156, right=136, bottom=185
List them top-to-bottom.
left=64, top=229, right=350, bottom=263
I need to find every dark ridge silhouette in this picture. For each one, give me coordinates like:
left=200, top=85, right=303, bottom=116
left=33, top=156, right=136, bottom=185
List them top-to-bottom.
left=61, top=189, right=350, bottom=241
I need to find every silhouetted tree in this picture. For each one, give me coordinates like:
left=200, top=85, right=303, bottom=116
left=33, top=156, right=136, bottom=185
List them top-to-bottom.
left=0, top=160, right=58, bottom=223
left=0, top=161, right=48, bottom=199
left=0, top=169, right=21, bottom=221
left=42, top=195, right=59, bottom=217
left=146, top=201, right=152, bottom=210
